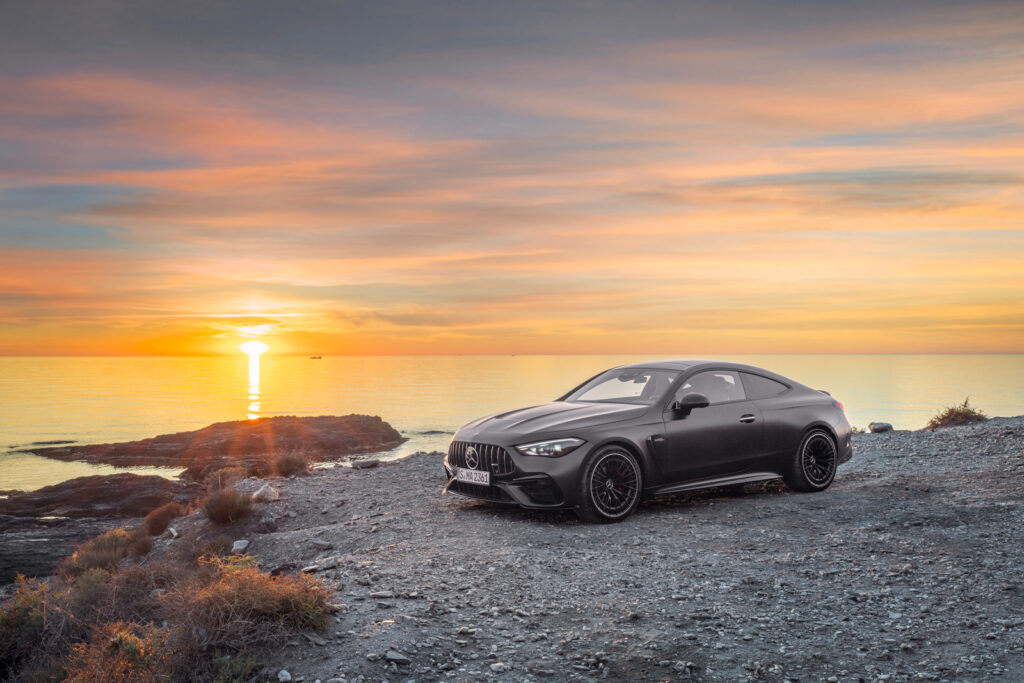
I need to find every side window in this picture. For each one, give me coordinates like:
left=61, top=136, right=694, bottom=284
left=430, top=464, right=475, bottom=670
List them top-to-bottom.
left=676, top=370, right=746, bottom=405
left=741, top=372, right=788, bottom=400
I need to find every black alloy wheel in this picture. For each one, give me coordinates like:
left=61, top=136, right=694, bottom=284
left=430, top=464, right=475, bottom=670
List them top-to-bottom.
left=785, top=429, right=838, bottom=492
left=577, top=446, right=642, bottom=522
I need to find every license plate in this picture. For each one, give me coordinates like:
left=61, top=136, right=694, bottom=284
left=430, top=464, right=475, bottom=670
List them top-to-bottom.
left=455, top=467, right=490, bottom=486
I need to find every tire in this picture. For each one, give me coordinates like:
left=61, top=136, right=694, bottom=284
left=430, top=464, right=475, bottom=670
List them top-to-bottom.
left=784, top=429, right=838, bottom=492
left=576, top=446, right=643, bottom=523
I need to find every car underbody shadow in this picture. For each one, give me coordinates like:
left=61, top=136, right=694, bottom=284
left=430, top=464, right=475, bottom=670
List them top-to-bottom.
left=641, top=477, right=791, bottom=512
left=445, top=478, right=792, bottom=523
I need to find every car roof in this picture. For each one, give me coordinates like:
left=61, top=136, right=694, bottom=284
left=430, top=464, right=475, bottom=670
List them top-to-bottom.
left=615, top=359, right=794, bottom=380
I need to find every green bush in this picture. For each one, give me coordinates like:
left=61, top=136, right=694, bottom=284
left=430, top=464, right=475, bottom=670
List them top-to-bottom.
left=926, top=397, right=988, bottom=430
left=204, top=488, right=253, bottom=524
left=143, top=502, right=186, bottom=536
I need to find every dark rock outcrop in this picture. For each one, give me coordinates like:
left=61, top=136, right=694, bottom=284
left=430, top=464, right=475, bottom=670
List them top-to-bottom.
left=28, top=415, right=405, bottom=481
left=0, top=473, right=202, bottom=518
left=0, top=515, right=121, bottom=584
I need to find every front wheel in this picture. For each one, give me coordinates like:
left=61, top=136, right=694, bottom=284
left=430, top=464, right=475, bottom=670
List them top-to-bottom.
left=784, top=429, right=838, bottom=492
left=576, top=446, right=642, bottom=523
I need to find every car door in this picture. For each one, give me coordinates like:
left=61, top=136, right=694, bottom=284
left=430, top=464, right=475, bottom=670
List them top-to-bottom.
left=660, top=369, right=765, bottom=481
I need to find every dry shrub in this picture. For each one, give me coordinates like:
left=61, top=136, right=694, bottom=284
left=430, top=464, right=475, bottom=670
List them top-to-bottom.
left=926, top=397, right=988, bottom=430
left=273, top=450, right=309, bottom=477
left=204, top=465, right=247, bottom=491
left=203, top=487, right=252, bottom=524
left=142, top=501, right=186, bottom=536
left=1, top=519, right=329, bottom=681
left=59, top=527, right=146, bottom=577
left=188, top=533, right=232, bottom=563
left=164, top=555, right=329, bottom=652
left=69, top=568, right=111, bottom=611
left=0, top=576, right=52, bottom=673
left=63, top=621, right=172, bottom=682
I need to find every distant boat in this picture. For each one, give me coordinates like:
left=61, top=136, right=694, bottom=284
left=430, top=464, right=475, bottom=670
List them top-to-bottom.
left=309, top=356, right=322, bottom=359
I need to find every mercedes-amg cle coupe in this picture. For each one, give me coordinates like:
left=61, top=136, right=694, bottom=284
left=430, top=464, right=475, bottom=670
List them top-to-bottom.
left=443, top=360, right=853, bottom=522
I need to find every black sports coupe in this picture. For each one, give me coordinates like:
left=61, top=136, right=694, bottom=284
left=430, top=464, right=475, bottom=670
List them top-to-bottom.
left=443, top=360, right=853, bottom=522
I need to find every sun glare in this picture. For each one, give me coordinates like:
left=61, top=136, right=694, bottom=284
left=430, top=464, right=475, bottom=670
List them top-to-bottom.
left=239, top=340, right=269, bottom=356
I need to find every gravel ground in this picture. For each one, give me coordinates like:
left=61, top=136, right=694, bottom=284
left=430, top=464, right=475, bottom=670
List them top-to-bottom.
left=190, top=416, right=1023, bottom=682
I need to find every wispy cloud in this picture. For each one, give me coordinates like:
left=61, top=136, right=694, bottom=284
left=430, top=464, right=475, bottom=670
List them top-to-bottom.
left=1, top=1, right=1022, bottom=354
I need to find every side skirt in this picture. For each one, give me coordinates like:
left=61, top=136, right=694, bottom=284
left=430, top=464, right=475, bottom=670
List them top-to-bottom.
left=647, top=471, right=783, bottom=497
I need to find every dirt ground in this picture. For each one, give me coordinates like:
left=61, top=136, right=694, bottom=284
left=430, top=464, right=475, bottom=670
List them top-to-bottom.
left=157, top=416, right=1024, bottom=682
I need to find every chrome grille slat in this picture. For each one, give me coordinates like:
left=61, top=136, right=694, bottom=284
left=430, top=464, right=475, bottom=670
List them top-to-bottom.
left=448, top=440, right=514, bottom=475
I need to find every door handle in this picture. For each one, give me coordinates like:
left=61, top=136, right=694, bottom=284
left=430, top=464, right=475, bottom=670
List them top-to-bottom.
left=739, top=414, right=756, bottom=423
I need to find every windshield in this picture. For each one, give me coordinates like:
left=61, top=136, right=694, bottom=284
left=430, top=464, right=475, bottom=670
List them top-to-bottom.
left=564, top=368, right=680, bottom=404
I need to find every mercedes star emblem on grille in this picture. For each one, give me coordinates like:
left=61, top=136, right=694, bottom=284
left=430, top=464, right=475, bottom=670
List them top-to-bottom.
left=465, top=446, right=479, bottom=469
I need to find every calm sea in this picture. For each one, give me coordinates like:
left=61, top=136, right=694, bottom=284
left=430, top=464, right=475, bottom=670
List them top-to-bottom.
left=1, top=354, right=1022, bottom=491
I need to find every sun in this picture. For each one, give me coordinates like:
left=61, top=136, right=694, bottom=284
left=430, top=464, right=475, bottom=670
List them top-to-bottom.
left=239, top=340, right=269, bottom=356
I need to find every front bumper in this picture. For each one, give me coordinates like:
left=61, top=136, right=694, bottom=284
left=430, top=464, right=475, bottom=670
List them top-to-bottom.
left=443, top=440, right=588, bottom=509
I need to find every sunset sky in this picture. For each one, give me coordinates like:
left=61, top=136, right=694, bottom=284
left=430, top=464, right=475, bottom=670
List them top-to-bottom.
left=1, top=1, right=1022, bottom=355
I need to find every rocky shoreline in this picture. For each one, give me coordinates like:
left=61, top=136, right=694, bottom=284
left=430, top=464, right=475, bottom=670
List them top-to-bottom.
left=24, top=414, right=405, bottom=479
left=0, top=415, right=405, bottom=583
left=145, top=416, right=1024, bottom=681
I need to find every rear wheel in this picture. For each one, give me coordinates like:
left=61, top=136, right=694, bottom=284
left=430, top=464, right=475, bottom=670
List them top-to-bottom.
left=784, top=429, right=837, bottom=492
left=576, top=446, right=642, bottom=523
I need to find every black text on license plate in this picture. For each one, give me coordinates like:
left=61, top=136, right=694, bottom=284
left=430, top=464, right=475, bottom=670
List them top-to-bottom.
left=456, top=467, right=490, bottom=485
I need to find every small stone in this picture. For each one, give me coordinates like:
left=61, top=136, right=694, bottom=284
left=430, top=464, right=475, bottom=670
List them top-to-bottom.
left=869, top=422, right=894, bottom=433
left=351, top=459, right=380, bottom=469
left=253, top=484, right=280, bottom=502
left=257, top=517, right=279, bottom=533
left=166, top=526, right=179, bottom=539
left=231, top=539, right=250, bottom=554
left=312, top=539, right=333, bottom=550
left=370, top=591, right=394, bottom=598
left=305, top=633, right=327, bottom=646
left=384, top=650, right=410, bottom=664
left=490, top=662, right=507, bottom=672
left=278, top=671, right=292, bottom=682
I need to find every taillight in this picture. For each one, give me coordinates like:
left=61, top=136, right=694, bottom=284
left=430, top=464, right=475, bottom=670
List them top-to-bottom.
left=834, top=400, right=845, bottom=412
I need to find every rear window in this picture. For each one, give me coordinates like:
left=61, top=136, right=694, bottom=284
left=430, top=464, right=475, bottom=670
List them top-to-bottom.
left=741, top=372, right=789, bottom=400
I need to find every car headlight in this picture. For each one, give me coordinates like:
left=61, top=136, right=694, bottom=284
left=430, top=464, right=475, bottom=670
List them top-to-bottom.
left=515, top=438, right=585, bottom=457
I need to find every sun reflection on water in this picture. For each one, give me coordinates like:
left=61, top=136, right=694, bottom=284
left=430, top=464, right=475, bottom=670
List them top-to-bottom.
left=239, top=341, right=269, bottom=420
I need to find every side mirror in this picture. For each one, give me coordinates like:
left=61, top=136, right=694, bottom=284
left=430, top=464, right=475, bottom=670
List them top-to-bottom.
left=672, top=392, right=710, bottom=414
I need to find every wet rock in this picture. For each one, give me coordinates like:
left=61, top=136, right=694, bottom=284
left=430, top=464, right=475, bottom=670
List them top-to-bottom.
left=27, top=415, right=405, bottom=480
left=0, top=474, right=201, bottom=518
left=0, top=515, right=120, bottom=583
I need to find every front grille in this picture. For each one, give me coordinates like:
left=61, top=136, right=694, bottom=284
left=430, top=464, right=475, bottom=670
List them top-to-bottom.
left=448, top=441, right=515, bottom=475
left=448, top=479, right=515, bottom=503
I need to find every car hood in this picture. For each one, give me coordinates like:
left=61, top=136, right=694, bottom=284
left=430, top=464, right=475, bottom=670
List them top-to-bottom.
left=455, top=401, right=648, bottom=442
